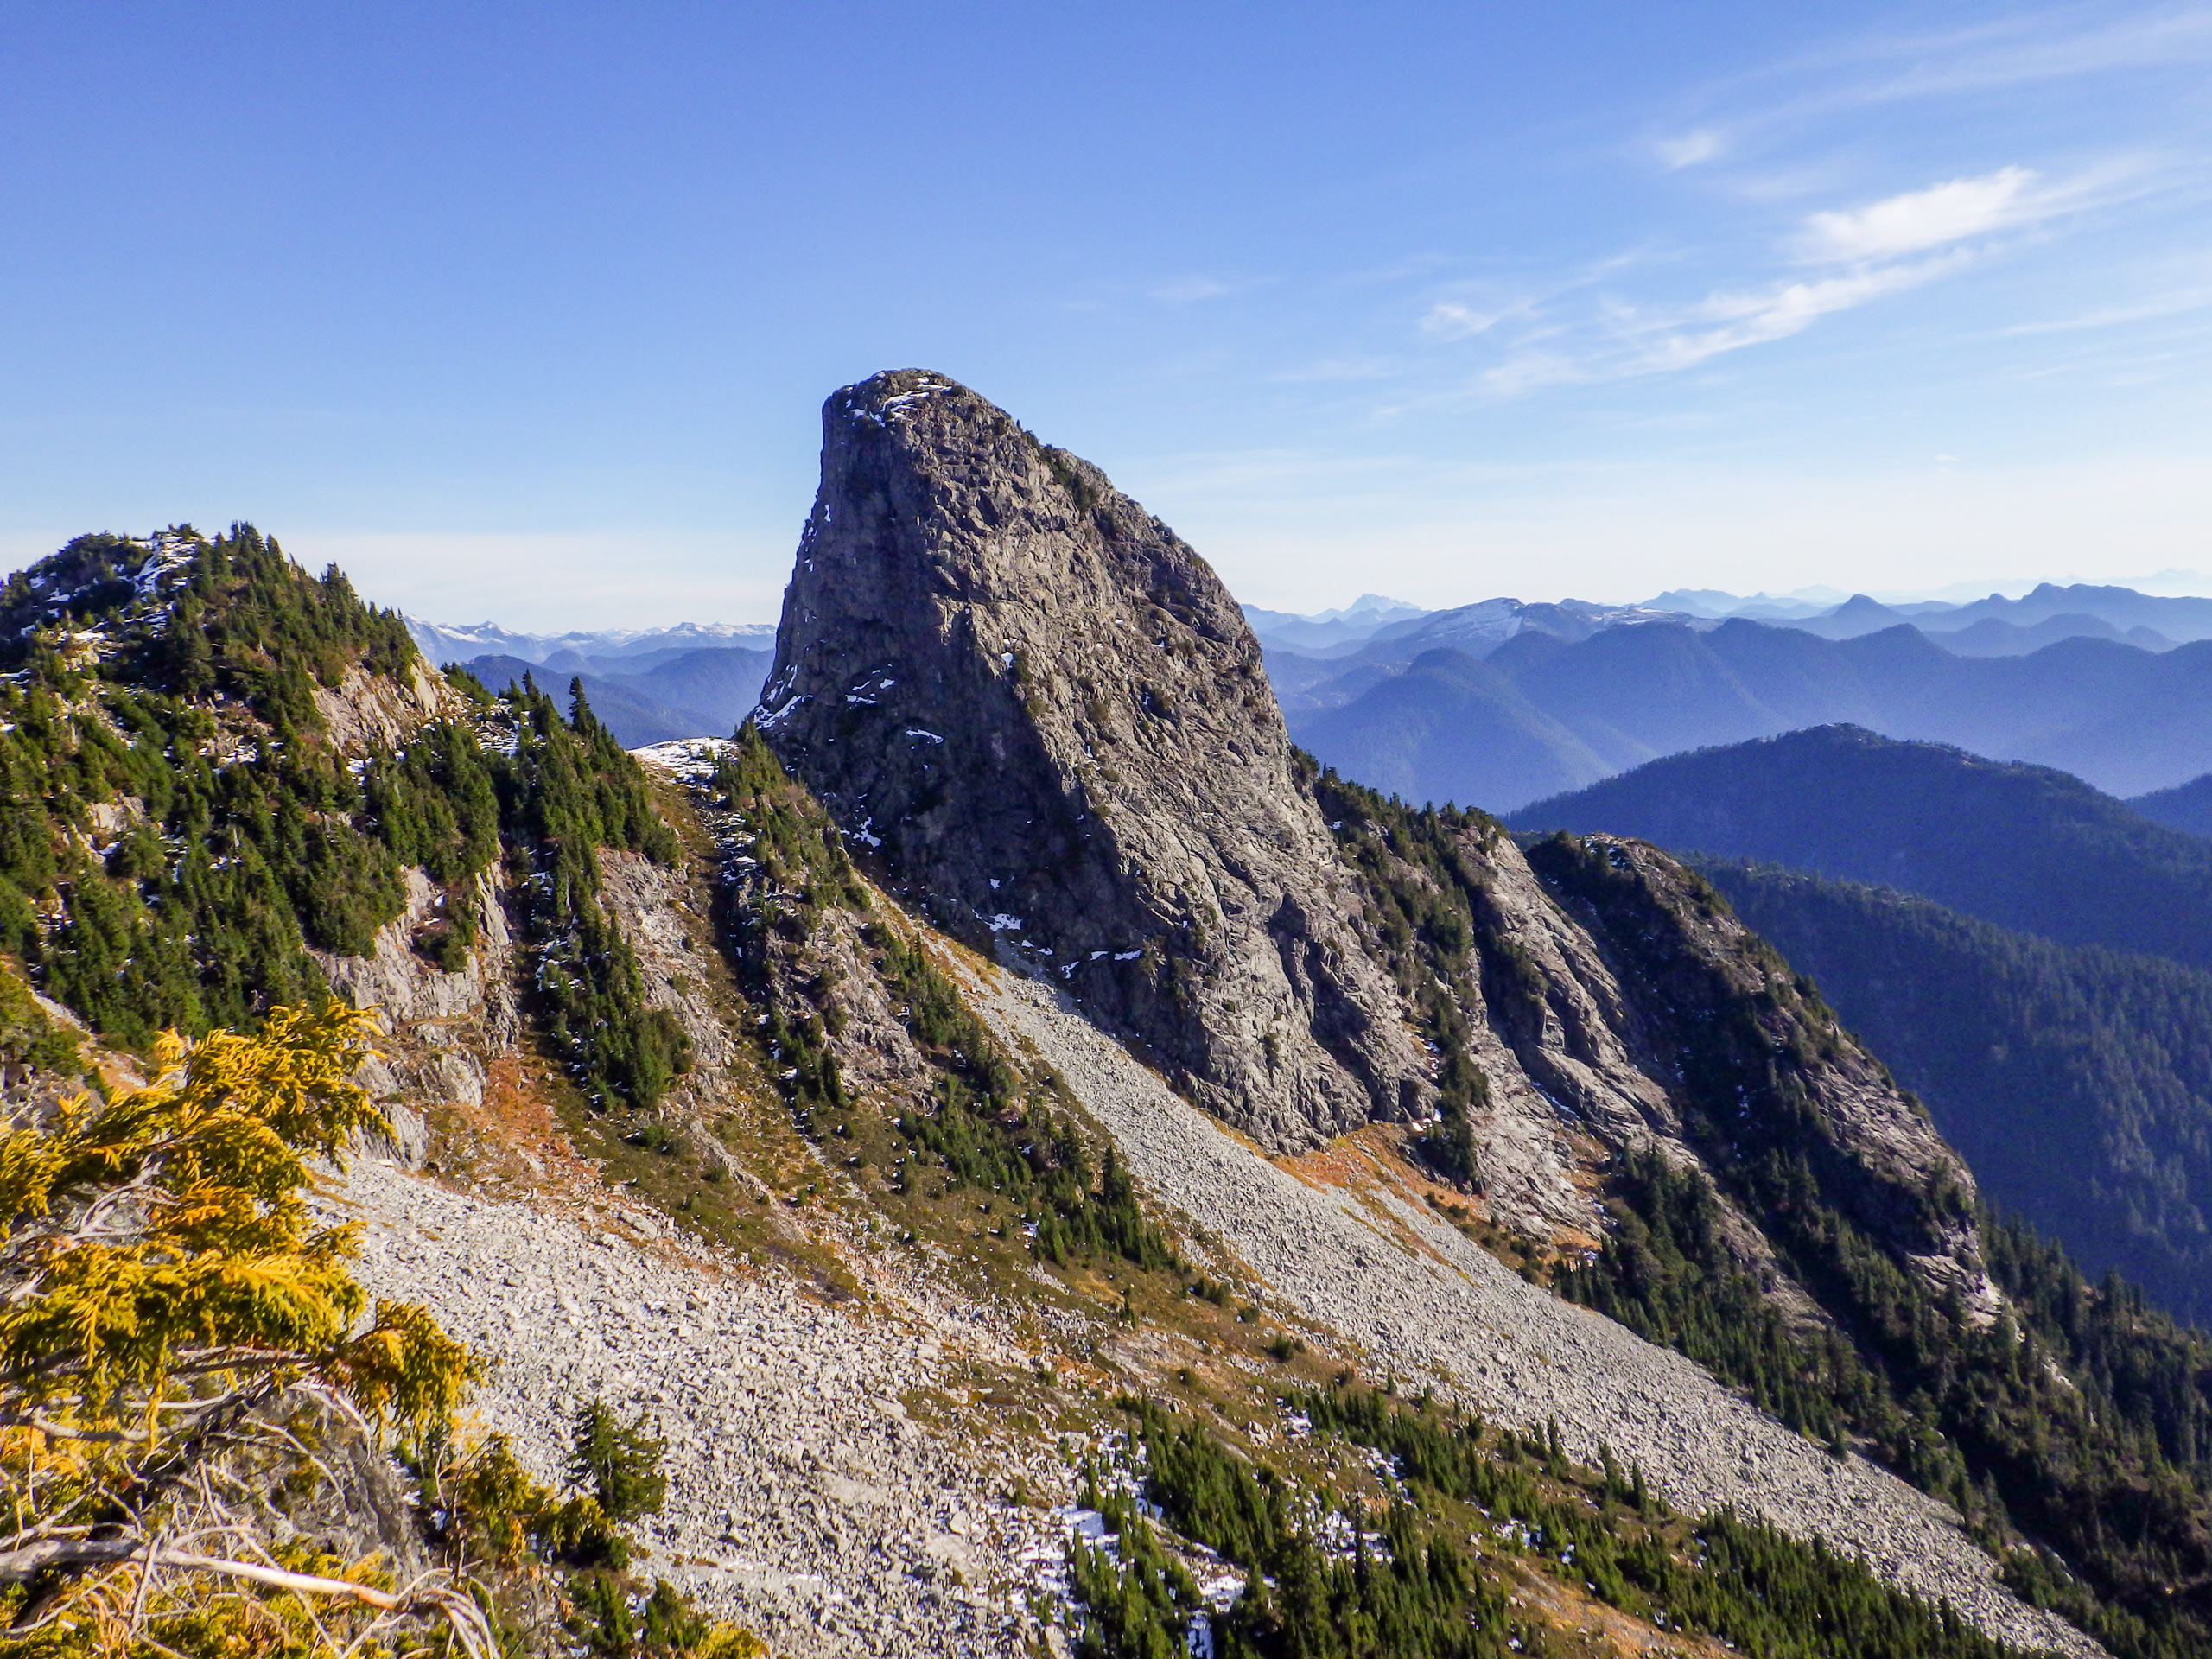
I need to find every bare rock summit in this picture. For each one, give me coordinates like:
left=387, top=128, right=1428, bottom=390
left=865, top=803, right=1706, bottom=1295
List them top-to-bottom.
left=756, top=369, right=1426, bottom=1147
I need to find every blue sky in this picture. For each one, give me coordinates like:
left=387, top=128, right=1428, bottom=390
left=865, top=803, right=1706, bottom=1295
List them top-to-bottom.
left=4, top=3, right=2209, bottom=626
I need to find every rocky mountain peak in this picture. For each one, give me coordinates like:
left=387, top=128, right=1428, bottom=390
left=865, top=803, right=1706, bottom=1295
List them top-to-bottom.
left=757, top=369, right=1425, bottom=1147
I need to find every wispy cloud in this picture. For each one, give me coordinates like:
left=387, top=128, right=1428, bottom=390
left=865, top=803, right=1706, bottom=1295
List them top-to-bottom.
left=1827, top=6, right=2212, bottom=107
left=1643, top=8, right=2212, bottom=175
left=1654, top=128, right=1726, bottom=169
left=1419, top=153, right=2144, bottom=398
left=1792, top=165, right=2130, bottom=261
left=1796, top=167, right=2043, bottom=260
left=1461, top=255, right=1962, bottom=394
left=1637, top=256, right=1966, bottom=369
left=1150, top=275, right=1238, bottom=303
left=1999, top=282, right=2212, bottom=335
left=1419, top=298, right=1535, bottom=340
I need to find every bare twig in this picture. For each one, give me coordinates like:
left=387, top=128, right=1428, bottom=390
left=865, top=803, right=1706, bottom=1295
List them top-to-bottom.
left=0, top=1539, right=496, bottom=1659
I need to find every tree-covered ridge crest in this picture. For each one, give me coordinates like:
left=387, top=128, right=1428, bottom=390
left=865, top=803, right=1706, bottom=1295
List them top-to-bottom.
left=0, top=527, right=688, bottom=1118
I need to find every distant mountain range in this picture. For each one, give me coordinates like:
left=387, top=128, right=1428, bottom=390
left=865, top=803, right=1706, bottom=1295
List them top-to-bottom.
left=417, top=579, right=2212, bottom=782
left=1243, top=579, right=2212, bottom=670
left=404, top=615, right=775, bottom=670
left=406, top=616, right=776, bottom=747
left=1281, top=616, right=2212, bottom=810
left=453, top=645, right=772, bottom=748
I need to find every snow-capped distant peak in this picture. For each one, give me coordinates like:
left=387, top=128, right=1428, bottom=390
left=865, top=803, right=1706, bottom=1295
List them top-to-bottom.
left=404, top=615, right=777, bottom=666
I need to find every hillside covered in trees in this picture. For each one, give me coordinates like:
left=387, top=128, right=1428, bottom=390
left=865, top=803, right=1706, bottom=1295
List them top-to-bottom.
left=0, top=524, right=688, bottom=1111
left=1511, top=724, right=2212, bottom=972
left=1703, top=861, right=2212, bottom=1332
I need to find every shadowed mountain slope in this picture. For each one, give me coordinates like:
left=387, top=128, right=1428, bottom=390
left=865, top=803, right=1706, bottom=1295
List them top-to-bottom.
left=1509, top=725, right=2212, bottom=974
left=2130, top=772, right=2212, bottom=839
left=1705, top=861, right=2212, bottom=1332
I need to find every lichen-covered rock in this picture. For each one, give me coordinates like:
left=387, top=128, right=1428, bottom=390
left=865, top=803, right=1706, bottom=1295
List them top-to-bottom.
left=756, top=371, right=1426, bottom=1147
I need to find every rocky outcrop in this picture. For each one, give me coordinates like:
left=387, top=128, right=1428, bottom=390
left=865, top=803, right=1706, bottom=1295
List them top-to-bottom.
left=756, top=370, right=1426, bottom=1147
left=313, top=660, right=468, bottom=752
left=1525, top=831, right=1993, bottom=1308
left=312, top=866, right=520, bottom=1165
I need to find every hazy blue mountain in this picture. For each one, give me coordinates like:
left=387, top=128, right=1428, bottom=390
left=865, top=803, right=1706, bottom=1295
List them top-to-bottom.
left=1624, top=581, right=2212, bottom=646
left=1931, top=582, right=2212, bottom=641
left=1639, top=586, right=1842, bottom=619
left=1239, top=594, right=1426, bottom=654
left=1774, top=594, right=1918, bottom=639
left=1360, top=597, right=1694, bottom=663
left=1929, top=613, right=2175, bottom=656
left=408, top=614, right=773, bottom=667
left=1285, top=619, right=2212, bottom=809
left=622, top=644, right=772, bottom=727
left=457, top=645, right=769, bottom=747
left=1296, top=648, right=1611, bottom=807
left=456, top=656, right=710, bottom=747
left=1510, top=724, right=2212, bottom=972
left=2131, top=772, right=2212, bottom=838
left=1706, top=861, right=2212, bottom=1331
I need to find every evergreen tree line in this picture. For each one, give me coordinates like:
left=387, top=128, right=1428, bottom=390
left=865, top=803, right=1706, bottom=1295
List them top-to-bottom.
left=0, top=526, right=690, bottom=1116
left=0, top=527, right=492, bottom=1045
left=485, top=672, right=691, bottom=1112
left=706, top=722, right=869, bottom=1130
left=710, top=722, right=1177, bottom=1273
left=1301, top=753, right=1505, bottom=1186
left=1295, top=759, right=2212, bottom=1657
left=1529, top=830, right=2212, bottom=1659
left=1703, top=861, right=2212, bottom=1332
left=1069, top=1384, right=2038, bottom=1659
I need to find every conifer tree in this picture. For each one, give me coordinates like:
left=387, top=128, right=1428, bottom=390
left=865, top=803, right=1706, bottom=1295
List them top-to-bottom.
left=0, top=1001, right=491, bottom=1653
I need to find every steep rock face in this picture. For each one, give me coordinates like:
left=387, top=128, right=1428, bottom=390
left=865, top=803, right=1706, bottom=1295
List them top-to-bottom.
left=757, top=370, right=1425, bottom=1147
left=1317, top=796, right=1986, bottom=1306
left=1525, top=832, right=1992, bottom=1307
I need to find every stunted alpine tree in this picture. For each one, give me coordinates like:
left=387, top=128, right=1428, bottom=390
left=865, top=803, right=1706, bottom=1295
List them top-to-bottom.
left=0, top=1000, right=491, bottom=1656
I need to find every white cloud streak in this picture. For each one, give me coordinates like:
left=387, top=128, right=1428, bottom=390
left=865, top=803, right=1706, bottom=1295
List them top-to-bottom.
left=1652, top=6, right=2212, bottom=159
left=1654, top=128, right=1726, bottom=169
left=1426, top=157, right=2131, bottom=397
left=1796, top=167, right=2045, bottom=261
left=1463, top=255, right=1963, bottom=394
left=1641, top=256, right=1966, bottom=368
left=1150, top=275, right=1237, bottom=303
left=1419, top=299, right=1535, bottom=340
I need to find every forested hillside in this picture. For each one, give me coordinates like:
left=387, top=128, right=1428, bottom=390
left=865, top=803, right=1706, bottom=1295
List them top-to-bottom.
left=0, top=525, right=687, bottom=1109
left=1511, top=725, right=2212, bottom=972
left=1308, top=763, right=2212, bottom=1657
left=2130, top=772, right=2212, bottom=838
left=1701, top=861, right=2212, bottom=1332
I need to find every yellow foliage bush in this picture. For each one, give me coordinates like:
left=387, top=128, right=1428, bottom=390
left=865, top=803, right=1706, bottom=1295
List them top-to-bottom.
left=0, top=1002, right=486, bottom=1656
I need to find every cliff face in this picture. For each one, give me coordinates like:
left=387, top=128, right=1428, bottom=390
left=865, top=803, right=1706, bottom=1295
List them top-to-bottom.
left=756, top=370, right=1426, bottom=1147
left=1524, top=832, right=1990, bottom=1306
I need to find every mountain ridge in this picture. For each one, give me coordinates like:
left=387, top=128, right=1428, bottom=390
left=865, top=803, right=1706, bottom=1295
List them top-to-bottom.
left=10, top=439, right=2212, bottom=1652
left=1294, top=621, right=2212, bottom=809
left=1508, top=724, right=2212, bottom=971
